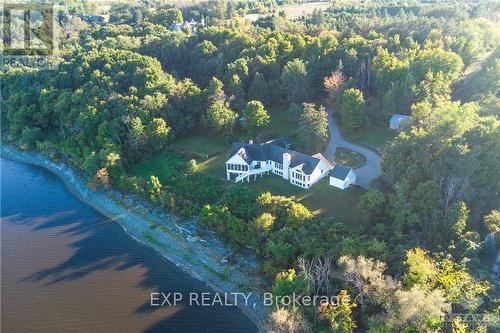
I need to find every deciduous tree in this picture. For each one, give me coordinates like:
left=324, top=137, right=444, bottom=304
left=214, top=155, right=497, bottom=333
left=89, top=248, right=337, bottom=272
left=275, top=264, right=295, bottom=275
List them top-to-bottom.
left=243, top=100, right=270, bottom=136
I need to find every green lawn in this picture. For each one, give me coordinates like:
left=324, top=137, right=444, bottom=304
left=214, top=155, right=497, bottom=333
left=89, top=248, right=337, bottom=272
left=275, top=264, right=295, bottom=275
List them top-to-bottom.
left=172, top=107, right=299, bottom=180
left=261, top=107, right=298, bottom=141
left=334, top=111, right=396, bottom=151
left=356, top=125, right=396, bottom=150
left=147, top=131, right=364, bottom=225
left=172, top=134, right=228, bottom=179
left=174, top=135, right=227, bottom=157
left=334, top=147, right=366, bottom=168
left=196, top=152, right=229, bottom=179
left=127, top=153, right=184, bottom=182
left=247, top=175, right=363, bottom=225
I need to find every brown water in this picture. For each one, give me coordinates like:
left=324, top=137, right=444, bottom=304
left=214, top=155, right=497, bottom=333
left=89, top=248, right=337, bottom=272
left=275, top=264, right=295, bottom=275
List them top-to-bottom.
left=1, top=158, right=257, bottom=333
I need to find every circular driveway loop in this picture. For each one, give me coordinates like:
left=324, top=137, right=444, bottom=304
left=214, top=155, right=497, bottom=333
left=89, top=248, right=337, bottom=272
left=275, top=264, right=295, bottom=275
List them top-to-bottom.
left=323, top=110, right=382, bottom=189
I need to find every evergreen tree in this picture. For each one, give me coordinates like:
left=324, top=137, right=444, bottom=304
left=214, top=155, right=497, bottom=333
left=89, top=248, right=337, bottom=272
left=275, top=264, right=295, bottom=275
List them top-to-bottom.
left=298, top=103, right=329, bottom=153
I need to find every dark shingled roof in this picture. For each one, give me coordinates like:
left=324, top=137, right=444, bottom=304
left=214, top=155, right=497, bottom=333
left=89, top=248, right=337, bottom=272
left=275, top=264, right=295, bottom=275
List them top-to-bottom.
left=230, top=138, right=329, bottom=175
left=330, top=165, right=351, bottom=180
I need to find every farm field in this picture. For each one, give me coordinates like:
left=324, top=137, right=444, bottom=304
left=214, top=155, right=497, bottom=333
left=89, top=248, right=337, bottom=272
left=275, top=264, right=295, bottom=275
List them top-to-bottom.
left=280, top=1, right=331, bottom=19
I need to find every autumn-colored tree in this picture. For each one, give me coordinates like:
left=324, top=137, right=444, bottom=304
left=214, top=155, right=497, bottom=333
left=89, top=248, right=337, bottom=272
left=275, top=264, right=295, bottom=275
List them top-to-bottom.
left=323, top=70, right=345, bottom=105
left=94, top=167, right=110, bottom=189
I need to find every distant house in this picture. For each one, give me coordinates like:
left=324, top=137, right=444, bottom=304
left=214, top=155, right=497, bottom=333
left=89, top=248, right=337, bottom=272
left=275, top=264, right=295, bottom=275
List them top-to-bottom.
left=80, top=14, right=107, bottom=24
left=243, top=14, right=260, bottom=22
left=170, top=18, right=203, bottom=33
left=389, top=114, right=413, bottom=130
left=225, top=138, right=333, bottom=189
left=329, top=165, right=356, bottom=190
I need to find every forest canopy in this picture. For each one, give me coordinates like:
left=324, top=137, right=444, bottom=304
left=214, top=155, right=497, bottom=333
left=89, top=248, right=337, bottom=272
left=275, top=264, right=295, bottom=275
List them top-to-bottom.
left=1, top=1, right=499, bottom=332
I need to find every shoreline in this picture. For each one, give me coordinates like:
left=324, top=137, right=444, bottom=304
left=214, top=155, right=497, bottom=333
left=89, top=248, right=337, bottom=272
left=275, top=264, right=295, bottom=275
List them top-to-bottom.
left=1, top=144, right=267, bottom=331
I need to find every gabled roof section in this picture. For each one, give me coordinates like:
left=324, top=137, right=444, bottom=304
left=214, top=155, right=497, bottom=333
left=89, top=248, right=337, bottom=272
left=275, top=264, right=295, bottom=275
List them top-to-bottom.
left=265, top=137, right=292, bottom=149
left=229, top=139, right=329, bottom=175
left=230, top=143, right=267, bottom=164
left=287, top=150, right=322, bottom=174
left=312, top=153, right=334, bottom=168
left=330, top=165, right=351, bottom=180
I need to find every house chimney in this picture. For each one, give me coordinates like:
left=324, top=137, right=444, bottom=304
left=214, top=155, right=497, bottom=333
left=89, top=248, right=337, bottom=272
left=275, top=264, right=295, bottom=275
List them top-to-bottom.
left=282, top=153, right=291, bottom=179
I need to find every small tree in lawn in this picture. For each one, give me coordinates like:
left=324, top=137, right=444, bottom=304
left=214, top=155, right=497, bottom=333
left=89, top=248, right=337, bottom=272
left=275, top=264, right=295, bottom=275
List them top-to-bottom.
left=337, top=88, right=366, bottom=135
left=243, top=100, right=270, bottom=136
left=150, top=118, right=170, bottom=152
left=186, top=159, right=198, bottom=174
left=148, top=175, right=163, bottom=205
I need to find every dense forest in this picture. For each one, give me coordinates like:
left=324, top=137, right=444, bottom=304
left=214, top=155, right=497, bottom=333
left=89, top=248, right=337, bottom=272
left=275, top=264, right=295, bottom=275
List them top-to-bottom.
left=1, top=0, right=499, bottom=332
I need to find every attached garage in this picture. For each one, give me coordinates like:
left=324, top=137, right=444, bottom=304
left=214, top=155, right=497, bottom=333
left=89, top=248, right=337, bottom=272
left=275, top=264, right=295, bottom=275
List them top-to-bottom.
left=329, top=165, right=356, bottom=190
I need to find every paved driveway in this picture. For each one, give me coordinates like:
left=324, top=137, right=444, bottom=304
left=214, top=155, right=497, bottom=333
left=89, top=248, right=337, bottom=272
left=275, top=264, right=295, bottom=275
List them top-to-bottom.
left=324, top=110, right=382, bottom=189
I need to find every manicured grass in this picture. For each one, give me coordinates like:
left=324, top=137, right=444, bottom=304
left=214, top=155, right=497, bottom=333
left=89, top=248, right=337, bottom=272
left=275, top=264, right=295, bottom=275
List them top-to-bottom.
left=261, top=107, right=298, bottom=142
left=175, top=108, right=299, bottom=179
left=334, top=113, right=395, bottom=151
left=356, top=126, right=396, bottom=150
left=139, top=132, right=363, bottom=225
left=172, top=134, right=229, bottom=179
left=127, top=135, right=228, bottom=181
left=174, top=135, right=226, bottom=157
left=334, top=147, right=366, bottom=168
left=196, top=152, right=229, bottom=179
left=127, top=153, right=184, bottom=182
left=247, top=173, right=304, bottom=197
left=247, top=174, right=364, bottom=225
left=299, top=180, right=364, bottom=225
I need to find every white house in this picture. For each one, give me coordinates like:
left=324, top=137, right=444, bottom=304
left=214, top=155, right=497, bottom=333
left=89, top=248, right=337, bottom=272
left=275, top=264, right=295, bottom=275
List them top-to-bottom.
left=170, top=18, right=203, bottom=33
left=389, top=114, right=413, bottom=130
left=226, top=138, right=333, bottom=189
left=329, top=165, right=356, bottom=190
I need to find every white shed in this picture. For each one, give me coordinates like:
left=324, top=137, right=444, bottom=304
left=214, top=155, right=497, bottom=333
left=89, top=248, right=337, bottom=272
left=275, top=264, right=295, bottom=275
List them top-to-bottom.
left=389, top=114, right=413, bottom=130
left=329, top=165, right=356, bottom=190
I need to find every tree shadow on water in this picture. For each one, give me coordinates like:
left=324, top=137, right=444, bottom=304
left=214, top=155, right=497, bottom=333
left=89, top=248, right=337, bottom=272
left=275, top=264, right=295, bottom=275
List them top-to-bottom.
left=2, top=160, right=258, bottom=333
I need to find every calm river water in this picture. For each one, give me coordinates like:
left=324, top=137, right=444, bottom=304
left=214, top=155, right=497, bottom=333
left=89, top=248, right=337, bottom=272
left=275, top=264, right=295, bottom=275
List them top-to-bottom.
left=1, top=157, right=257, bottom=333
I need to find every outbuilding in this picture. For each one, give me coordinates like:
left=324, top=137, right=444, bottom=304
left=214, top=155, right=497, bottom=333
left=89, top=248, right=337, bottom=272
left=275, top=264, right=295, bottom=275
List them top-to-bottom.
left=389, top=114, right=413, bottom=130
left=329, top=165, right=356, bottom=190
